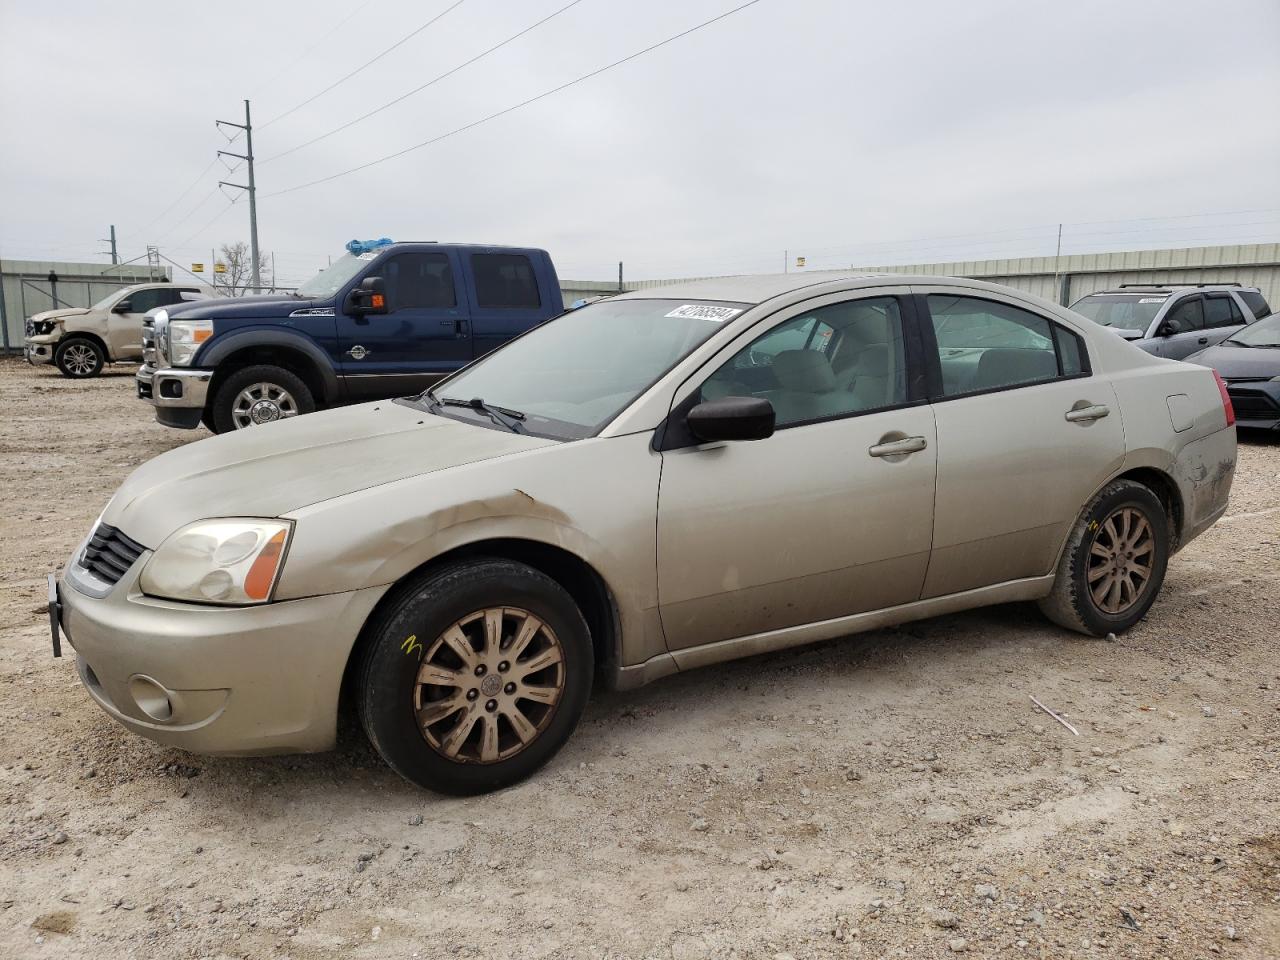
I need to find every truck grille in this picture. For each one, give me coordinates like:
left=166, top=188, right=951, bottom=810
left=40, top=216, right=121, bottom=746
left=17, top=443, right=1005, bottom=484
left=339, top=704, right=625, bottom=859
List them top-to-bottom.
left=1226, top=387, right=1280, bottom=421
left=81, top=523, right=147, bottom=586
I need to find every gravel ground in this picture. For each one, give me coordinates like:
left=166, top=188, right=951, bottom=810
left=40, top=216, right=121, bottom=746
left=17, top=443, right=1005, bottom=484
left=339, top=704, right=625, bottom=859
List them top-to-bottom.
left=1, top=357, right=1277, bottom=960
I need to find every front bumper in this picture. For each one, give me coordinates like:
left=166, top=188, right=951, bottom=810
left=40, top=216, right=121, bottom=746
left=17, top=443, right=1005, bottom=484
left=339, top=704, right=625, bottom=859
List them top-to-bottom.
left=23, top=336, right=56, bottom=365
left=137, top=365, right=213, bottom=429
left=1225, top=382, right=1280, bottom=431
left=58, top=553, right=386, bottom=756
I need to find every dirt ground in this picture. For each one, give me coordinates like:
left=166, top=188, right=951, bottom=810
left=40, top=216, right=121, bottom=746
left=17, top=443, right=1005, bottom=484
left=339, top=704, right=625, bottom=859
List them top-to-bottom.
left=0, top=356, right=1277, bottom=960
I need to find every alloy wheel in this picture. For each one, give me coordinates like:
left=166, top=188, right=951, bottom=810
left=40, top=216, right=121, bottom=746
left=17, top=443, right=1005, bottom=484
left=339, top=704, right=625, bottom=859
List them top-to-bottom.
left=63, top=344, right=98, bottom=375
left=231, top=382, right=299, bottom=429
left=1086, top=506, right=1155, bottom=615
left=413, top=607, right=566, bottom=764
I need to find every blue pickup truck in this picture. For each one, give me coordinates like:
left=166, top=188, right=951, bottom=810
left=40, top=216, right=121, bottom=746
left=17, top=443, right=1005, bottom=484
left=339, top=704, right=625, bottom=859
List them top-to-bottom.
left=137, top=240, right=563, bottom=432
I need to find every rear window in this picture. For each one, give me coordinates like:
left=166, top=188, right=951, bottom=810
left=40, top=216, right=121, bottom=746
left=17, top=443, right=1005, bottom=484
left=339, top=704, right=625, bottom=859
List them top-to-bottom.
left=473, top=254, right=541, bottom=309
left=1240, top=290, right=1272, bottom=320
left=1069, top=294, right=1166, bottom=334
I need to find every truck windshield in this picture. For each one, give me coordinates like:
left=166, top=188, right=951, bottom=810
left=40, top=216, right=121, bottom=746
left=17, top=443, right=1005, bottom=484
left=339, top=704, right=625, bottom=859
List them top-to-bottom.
left=296, top=253, right=371, bottom=299
left=1070, top=294, right=1167, bottom=333
left=424, top=299, right=747, bottom=440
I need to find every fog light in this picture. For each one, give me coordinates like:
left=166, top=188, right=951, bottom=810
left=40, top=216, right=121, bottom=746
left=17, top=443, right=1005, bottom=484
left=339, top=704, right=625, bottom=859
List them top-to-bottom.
left=129, top=675, right=173, bottom=721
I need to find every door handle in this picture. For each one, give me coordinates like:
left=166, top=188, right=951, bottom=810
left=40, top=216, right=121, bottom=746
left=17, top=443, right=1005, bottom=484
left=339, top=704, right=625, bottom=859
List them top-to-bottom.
left=1064, top=403, right=1110, bottom=423
left=868, top=435, right=928, bottom=458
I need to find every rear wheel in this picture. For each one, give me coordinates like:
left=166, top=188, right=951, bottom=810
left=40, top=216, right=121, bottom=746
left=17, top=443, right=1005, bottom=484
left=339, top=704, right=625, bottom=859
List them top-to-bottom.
left=54, top=337, right=105, bottom=378
left=211, top=364, right=314, bottom=433
left=1039, top=479, right=1170, bottom=636
left=357, top=559, right=593, bottom=794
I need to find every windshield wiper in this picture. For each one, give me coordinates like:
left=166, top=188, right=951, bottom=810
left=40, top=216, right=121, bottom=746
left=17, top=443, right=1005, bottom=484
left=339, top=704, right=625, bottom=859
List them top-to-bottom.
left=437, top=396, right=526, bottom=434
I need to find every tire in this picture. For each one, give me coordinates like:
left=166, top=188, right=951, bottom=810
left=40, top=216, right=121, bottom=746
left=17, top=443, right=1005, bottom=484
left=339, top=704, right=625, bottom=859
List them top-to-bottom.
left=54, top=337, right=105, bottom=378
left=210, top=364, right=314, bottom=433
left=200, top=407, right=217, bottom=432
left=1038, top=479, right=1170, bottom=636
left=357, top=559, right=593, bottom=795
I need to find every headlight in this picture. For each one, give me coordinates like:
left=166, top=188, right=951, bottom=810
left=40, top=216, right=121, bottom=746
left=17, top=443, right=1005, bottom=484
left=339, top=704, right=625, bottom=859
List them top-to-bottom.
left=168, top=318, right=213, bottom=366
left=140, top=519, right=291, bottom=605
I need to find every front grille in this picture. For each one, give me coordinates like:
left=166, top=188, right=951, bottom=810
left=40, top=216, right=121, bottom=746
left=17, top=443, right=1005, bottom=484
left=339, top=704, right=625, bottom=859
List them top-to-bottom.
left=1226, top=387, right=1280, bottom=421
left=80, top=523, right=147, bottom=586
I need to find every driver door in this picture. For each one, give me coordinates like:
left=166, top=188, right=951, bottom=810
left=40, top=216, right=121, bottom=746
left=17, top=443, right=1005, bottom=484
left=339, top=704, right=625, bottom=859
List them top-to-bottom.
left=337, top=250, right=472, bottom=399
left=106, top=288, right=163, bottom=359
left=656, top=290, right=937, bottom=653
left=1154, top=295, right=1207, bottom=359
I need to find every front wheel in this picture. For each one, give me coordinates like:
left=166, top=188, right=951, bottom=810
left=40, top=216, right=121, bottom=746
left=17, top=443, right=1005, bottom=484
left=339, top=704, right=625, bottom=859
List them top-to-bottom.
left=54, top=337, right=105, bottom=378
left=210, top=364, right=314, bottom=433
left=1038, top=479, right=1170, bottom=636
left=356, top=559, right=593, bottom=794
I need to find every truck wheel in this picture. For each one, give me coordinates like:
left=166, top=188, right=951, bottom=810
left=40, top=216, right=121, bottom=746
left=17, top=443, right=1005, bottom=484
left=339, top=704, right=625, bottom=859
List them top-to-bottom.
left=54, top=338, right=105, bottom=378
left=211, top=365, right=314, bottom=432
left=1038, top=479, right=1170, bottom=637
left=356, top=559, right=594, bottom=795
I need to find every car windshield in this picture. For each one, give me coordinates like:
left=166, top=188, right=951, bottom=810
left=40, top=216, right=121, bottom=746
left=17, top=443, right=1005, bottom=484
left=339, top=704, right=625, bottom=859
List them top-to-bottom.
left=296, top=252, right=372, bottom=299
left=91, top=289, right=126, bottom=310
left=1070, top=294, right=1168, bottom=333
left=420, top=299, right=746, bottom=440
left=1226, top=312, right=1280, bottom=347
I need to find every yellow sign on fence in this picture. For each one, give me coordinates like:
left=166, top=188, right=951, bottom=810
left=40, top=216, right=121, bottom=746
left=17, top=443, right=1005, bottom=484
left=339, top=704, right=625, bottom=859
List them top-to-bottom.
left=191, top=263, right=204, bottom=272
left=214, top=263, right=228, bottom=274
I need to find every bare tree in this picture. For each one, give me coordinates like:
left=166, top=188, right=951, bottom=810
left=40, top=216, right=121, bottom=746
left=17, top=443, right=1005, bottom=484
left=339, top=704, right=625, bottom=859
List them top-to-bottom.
left=217, top=241, right=273, bottom=296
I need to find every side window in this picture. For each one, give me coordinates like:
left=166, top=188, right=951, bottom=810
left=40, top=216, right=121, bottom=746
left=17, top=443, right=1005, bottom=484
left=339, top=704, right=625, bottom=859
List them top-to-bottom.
left=376, top=253, right=456, bottom=310
left=473, top=254, right=541, bottom=308
left=125, top=289, right=165, bottom=314
left=1240, top=290, right=1272, bottom=320
left=927, top=295, right=1081, bottom=396
left=1204, top=295, right=1241, bottom=329
left=1164, top=296, right=1204, bottom=331
left=701, top=297, right=907, bottom=427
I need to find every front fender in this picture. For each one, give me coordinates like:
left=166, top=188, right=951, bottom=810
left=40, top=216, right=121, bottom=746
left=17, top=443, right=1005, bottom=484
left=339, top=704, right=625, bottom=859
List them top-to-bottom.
left=196, top=327, right=341, bottom=404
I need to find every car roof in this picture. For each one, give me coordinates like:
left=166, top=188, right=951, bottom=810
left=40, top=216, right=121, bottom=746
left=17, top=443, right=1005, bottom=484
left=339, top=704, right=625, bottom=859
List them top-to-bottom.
left=609, top=271, right=1069, bottom=306
left=1085, top=284, right=1256, bottom=296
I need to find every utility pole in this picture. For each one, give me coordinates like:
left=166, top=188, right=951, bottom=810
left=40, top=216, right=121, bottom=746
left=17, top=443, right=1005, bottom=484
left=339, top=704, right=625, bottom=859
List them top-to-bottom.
left=216, top=99, right=261, bottom=293
left=100, top=225, right=118, bottom=264
left=617, top=261, right=623, bottom=293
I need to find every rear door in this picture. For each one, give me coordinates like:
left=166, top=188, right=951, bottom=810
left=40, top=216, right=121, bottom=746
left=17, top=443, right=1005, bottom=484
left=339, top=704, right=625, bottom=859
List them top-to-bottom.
left=336, top=250, right=471, bottom=399
left=465, top=251, right=553, bottom=360
left=107, top=287, right=195, bottom=359
left=916, top=289, right=1126, bottom=597
left=1200, top=293, right=1247, bottom=349
left=1155, top=295, right=1207, bottom=359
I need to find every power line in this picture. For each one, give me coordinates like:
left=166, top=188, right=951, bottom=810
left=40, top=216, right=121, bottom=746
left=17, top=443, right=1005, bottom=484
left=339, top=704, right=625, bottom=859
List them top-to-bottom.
left=249, top=0, right=380, bottom=95
left=259, top=0, right=470, bottom=129
left=260, top=0, right=586, bottom=164
left=263, top=0, right=768, bottom=199
left=120, top=158, right=220, bottom=241
left=168, top=199, right=239, bottom=252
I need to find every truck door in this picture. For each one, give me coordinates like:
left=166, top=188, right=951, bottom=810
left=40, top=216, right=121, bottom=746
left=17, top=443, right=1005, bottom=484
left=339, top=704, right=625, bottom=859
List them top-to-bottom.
left=336, top=250, right=471, bottom=399
left=465, top=251, right=553, bottom=360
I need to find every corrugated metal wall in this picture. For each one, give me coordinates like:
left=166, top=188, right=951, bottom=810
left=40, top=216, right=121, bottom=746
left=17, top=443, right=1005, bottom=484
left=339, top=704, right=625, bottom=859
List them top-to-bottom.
left=558, top=244, right=1280, bottom=313
left=1, top=260, right=169, bottom=352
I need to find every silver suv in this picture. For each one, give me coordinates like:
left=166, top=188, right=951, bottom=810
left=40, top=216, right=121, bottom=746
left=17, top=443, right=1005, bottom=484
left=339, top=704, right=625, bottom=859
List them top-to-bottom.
left=1070, top=283, right=1271, bottom=360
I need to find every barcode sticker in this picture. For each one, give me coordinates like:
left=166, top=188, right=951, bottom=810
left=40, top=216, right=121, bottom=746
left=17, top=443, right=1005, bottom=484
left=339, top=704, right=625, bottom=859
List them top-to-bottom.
left=1138, top=297, right=1166, bottom=303
left=664, top=304, right=742, bottom=322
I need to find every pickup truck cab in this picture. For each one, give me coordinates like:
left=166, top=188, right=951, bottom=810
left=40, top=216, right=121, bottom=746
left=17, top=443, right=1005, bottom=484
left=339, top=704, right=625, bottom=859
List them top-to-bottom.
left=137, top=240, right=563, bottom=432
left=26, top=281, right=214, bottom=378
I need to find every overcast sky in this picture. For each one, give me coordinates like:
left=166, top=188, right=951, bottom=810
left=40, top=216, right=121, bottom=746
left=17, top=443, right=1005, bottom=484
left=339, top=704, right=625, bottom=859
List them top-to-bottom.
left=2, top=0, right=1278, bottom=284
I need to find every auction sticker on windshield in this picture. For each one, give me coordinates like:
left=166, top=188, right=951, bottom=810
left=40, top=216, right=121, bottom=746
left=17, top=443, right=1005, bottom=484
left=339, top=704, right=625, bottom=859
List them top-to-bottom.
left=664, top=304, right=743, bottom=322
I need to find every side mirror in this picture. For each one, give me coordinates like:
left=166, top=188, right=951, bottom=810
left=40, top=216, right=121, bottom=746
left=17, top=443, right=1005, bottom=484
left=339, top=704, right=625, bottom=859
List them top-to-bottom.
left=344, top=276, right=388, bottom=316
left=114, top=300, right=133, bottom=313
left=1158, top=318, right=1183, bottom=336
left=687, top=396, right=775, bottom=443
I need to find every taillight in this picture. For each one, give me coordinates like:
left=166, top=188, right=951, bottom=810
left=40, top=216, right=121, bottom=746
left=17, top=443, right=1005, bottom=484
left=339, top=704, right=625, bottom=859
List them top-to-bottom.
left=1212, top=370, right=1235, bottom=427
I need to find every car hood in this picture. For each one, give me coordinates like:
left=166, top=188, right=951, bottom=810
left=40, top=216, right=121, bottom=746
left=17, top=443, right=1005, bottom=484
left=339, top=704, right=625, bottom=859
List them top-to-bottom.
left=167, top=294, right=330, bottom=321
left=31, top=307, right=90, bottom=323
left=1187, top=343, right=1280, bottom=378
left=101, top=402, right=556, bottom=547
